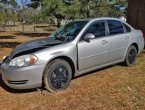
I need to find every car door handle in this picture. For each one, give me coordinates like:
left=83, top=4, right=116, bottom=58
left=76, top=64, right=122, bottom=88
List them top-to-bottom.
left=124, top=36, right=129, bottom=39
left=101, top=40, right=108, bottom=44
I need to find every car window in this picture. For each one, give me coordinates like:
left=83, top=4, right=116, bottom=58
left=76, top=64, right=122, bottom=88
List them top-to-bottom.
left=107, top=20, right=124, bottom=35
left=50, top=21, right=88, bottom=41
left=84, top=21, right=106, bottom=38
left=123, top=23, right=131, bottom=33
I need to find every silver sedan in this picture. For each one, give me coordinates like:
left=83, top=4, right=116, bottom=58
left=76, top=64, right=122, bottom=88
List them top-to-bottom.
left=0, top=17, right=144, bottom=92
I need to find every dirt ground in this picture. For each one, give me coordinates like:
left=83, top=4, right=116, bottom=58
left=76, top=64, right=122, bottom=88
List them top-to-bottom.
left=0, top=32, right=145, bottom=110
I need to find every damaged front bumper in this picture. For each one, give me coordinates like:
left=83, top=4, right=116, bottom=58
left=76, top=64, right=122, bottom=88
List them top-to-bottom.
left=0, top=58, right=45, bottom=90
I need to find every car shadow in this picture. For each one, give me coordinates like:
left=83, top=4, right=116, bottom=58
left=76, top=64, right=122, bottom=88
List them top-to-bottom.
left=141, top=50, right=145, bottom=53
left=0, top=64, right=122, bottom=93
left=72, top=65, right=115, bottom=80
left=0, top=74, right=37, bottom=94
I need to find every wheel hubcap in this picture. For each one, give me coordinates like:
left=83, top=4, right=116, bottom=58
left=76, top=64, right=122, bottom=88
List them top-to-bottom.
left=128, top=49, right=136, bottom=64
left=51, top=66, right=69, bottom=89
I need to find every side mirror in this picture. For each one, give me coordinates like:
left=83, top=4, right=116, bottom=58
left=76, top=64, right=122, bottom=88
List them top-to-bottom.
left=84, top=33, right=95, bottom=42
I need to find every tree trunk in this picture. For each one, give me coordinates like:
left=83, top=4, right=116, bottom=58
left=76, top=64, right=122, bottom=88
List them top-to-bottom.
left=127, top=0, right=145, bottom=35
left=86, top=5, right=90, bottom=18
left=22, top=9, right=25, bottom=32
left=57, top=18, right=61, bottom=28
left=14, top=20, right=15, bottom=26
left=9, top=21, right=11, bottom=32
left=22, top=21, right=25, bottom=32
left=33, top=22, right=36, bottom=32
left=3, top=25, right=5, bottom=32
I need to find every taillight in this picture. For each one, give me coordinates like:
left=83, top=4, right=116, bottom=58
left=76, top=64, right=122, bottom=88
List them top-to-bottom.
left=141, top=31, right=144, bottom=38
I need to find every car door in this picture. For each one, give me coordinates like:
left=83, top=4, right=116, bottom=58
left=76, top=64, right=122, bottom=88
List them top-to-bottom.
left=77, top=20, right=109, bottom=71
left=107, top=20, right=129, bottom=62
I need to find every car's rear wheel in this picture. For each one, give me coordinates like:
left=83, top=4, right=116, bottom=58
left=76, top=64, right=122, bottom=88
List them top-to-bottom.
left=124, top=45, right=137, bottom=67
left=43, top=59, right=72, bottom=92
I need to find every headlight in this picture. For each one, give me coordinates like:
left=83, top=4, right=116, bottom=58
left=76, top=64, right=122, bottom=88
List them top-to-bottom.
left=9, top=54, right=38, bottom=67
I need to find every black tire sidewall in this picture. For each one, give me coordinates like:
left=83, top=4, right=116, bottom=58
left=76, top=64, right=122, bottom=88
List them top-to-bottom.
left=125, top=46, right=137, bottom=67
left=44, top=59, right=72, bottom=92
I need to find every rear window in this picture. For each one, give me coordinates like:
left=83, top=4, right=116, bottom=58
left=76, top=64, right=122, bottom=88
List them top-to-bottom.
left=107, top=20, right=124, bottom=35
left=123, top=23, right=131, bottom=32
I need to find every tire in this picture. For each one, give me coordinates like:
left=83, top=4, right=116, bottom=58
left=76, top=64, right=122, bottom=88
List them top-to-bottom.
left=124, top=45, right=137, bottom=67
left=43, top=59, right=72, bottom=92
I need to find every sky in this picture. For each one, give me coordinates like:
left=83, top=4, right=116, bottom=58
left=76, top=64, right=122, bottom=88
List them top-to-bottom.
left=16, top=0, right=31, bottom=7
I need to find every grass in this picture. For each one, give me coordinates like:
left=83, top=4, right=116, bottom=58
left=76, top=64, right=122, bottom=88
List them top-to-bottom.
left=0, top=31, right=145, bottom=110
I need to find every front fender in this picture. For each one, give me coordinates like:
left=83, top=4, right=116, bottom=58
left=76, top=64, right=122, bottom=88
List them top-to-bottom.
left=33, top=42, right=78, bottom=73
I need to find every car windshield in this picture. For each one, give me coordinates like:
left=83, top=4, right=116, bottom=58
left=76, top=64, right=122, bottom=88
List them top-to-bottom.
left=49, top=21, right=88, bottom=41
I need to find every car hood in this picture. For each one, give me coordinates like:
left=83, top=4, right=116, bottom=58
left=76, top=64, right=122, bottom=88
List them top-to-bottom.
left=9, top=38, right=64, bottom=59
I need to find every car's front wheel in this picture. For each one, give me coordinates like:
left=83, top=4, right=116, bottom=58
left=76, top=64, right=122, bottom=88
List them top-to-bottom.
left=124, top=45, right=137, bottom=67
left=43, top=59, right=72, bottom=92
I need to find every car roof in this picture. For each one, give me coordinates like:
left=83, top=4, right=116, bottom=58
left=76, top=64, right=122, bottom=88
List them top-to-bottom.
left=74, top=17, right=134, bottom=30
left=74, top=17, right=134, bottom=29
left=75, top=17, right=124, bottom=22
